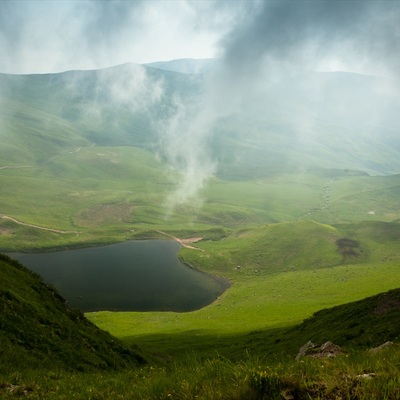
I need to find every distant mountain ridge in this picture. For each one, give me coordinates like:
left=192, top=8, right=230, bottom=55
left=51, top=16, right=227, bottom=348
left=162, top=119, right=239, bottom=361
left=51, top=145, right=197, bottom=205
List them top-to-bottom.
left=144, top=58, right=216, bottom=74
left=1, top=60, right=400, bottom=177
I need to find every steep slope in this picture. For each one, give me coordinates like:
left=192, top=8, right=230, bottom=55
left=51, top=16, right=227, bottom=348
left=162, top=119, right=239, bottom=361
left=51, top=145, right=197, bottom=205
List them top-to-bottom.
left=0, top=254, right=145, bottom=373
left=283, top=287, right=400, bottom=350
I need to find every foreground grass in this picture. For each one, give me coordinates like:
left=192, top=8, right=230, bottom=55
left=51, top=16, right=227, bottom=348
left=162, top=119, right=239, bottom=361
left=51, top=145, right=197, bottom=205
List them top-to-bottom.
left=1, top=347, right=399, bottom=399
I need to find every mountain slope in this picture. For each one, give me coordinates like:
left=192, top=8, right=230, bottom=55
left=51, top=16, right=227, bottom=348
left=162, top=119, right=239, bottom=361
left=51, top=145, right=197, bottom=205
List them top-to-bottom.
left=145, top=58, right=216, bottom=74
left=0, top=63, right=201, bottom=160
left=1, top=64, right=400, bottom=177
left=211, top=71, right=400, bottom=178
left=180, top=220, right=388, bottom=276
left=0, top=254, right=145, bottom=373
left=282, top=287, right=400, bottom=350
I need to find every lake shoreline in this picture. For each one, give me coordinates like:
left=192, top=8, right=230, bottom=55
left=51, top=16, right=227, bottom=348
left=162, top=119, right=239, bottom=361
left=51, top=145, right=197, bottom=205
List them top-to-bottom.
left=5, top=239, right=231, bottom=313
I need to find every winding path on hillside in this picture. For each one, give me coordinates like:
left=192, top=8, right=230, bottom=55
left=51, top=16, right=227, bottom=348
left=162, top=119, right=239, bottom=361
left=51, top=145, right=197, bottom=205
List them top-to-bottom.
left=0, top=143, right=96, bottom=171
left=0, top=143, right=94, bottom=235
left=0, top=165, right=33, bottom=170
left=300, top=178, right=339, bottom=221
left=0, top=214, right=80, bottom=234
left=156, top=230, right=203, bottom=251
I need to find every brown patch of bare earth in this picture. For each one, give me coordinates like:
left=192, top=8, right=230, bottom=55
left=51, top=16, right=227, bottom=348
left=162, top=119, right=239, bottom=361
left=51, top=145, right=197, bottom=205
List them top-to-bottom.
left=74, top=203, right=134, bottom=227
left=0, top=227, right=13, bottom=236
left=156, top=231, right=204, bottom=250
left=178, top=237, right=203, bottom=245
left=336, top=237, right=360, bottom=256
left=373, top=293, right=400, bottom=316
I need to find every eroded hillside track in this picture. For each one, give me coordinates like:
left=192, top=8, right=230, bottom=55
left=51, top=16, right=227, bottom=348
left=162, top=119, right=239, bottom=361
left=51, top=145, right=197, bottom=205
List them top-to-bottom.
left=0, top=214, right=80, bottom=234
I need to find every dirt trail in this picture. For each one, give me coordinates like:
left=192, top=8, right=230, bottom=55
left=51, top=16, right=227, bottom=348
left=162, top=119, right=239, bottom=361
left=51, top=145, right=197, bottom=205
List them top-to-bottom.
left=0, top=143, right=96, bottom=171
left=0, top=165, right=33, bottom=170
left=0, top=214, right=80, bottom=234
left=156, top=230, right=204, bottom=250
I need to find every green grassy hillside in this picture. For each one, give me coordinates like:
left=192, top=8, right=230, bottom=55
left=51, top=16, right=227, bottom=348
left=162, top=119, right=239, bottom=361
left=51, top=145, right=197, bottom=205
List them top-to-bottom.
left=1, top=65, right=400, bottom=251
left=1, top=167, right=400, bottom=251
left=86, top=220, right=400, bottom=360
left=1, top=252, right=399, bottom=399
left=0, top=253, right=144, bottom=373
left=285, top=287, right=400, bottom=349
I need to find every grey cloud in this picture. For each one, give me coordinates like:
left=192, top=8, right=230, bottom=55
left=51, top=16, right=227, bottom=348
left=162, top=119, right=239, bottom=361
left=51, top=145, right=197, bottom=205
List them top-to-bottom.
left=0, top=0, right=234, bottom=73
left=0, top=0, right=150, bottom=73
left=79, top=0, right=146, bottom=43
left=164, top=0, right=400, bottom=207
left=186, top=0, right=255, bottom=32
left=221, top=0, right=400, bottom=78
left=0, top=1, right=30, bottom=63
left=160, top=93, right=218, bottom=210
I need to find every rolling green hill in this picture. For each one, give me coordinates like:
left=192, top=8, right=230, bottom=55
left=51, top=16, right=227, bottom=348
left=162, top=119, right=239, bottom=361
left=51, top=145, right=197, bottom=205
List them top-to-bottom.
left=1, top=154, right=400, bottom=251
left=85, top=220, right=400, bottom=360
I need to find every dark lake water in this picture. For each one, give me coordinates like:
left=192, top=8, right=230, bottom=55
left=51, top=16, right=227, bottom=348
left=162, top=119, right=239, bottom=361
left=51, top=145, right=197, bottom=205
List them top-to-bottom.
left=7, top=240, right=229, bottom=312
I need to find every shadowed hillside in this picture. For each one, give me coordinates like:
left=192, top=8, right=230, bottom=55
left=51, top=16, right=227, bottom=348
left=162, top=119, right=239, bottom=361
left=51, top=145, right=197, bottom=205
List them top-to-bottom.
left=0, top=254, right=145, bottom=373
left=285, top=287, right=400, bottom=350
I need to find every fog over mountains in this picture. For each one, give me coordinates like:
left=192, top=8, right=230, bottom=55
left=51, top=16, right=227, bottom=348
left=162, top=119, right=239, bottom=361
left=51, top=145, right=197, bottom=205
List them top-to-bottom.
left=2, top=0, right=400, bottom=207
left=1, top=58, right=400, bottom=206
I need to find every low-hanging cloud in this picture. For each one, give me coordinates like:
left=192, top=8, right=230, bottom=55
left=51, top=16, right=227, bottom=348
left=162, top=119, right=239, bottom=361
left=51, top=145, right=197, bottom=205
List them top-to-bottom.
left=0, top=0, right=238, bottom=74
left=2, top=0, right=400, bottom=208
left=151, top=0, right=400, bottom=210
left=162, top=0, right=400, bottom=203
left=210, top=0, right=400, bottom=175
left=220, top=0, right=400, bottom=79
left=61, top=63, right=164, bottom=135
left=159, top=93, right=217, bottom=210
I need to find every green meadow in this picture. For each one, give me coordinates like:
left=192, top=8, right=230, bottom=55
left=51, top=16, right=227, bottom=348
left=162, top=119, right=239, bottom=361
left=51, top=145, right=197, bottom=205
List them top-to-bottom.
left=1, top=65, right=400, bottom=398
left=1, top=117, right=400, bottom=348
left=1, top=142, right=399, bottom=247
left=87, top=221, right=400, bottom=356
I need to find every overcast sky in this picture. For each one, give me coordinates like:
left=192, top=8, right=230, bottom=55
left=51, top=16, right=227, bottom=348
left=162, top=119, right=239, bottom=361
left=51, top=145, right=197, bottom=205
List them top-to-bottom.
left=0, top=0, right=246, bottom=74
left=1, top=0, right=399, bottom=78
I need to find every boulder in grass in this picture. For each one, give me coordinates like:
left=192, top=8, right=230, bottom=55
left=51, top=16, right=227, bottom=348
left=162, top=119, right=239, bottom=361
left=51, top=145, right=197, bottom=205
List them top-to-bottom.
left=295, top=340, right=316, bottom=360
left=296, top=340, right=344, bottom=360
left=369, top=341, right=394, bottom=353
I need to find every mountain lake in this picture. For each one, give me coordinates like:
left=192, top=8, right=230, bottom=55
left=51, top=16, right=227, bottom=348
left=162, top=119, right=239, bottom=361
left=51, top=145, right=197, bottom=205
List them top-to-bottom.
left=7, top=240, right=229, bottom=312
